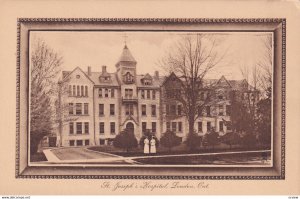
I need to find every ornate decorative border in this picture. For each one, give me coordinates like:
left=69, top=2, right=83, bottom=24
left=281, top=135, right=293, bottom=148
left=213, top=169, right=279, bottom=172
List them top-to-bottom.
left=16, top=18, right=286, bottom=180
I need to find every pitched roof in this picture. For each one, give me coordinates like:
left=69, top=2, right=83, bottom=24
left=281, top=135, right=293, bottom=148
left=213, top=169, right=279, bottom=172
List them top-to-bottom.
left=117, top=45, right=137, bottom=63
left=89, top=72, right=119, bottom=87
left=136, top=75, right=165, bottom=88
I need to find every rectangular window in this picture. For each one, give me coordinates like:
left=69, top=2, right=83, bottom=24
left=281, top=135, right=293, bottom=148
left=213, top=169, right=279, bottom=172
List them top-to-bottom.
left=69, top=85, right=72, bottom=96
left=73, top=85, right=76, bottom=96
left=77, top=85, right=80, bottom=96
left=81, top=86, right=84, bottom=96
left=85, top=86, right=88, bottom=97
left=99, top=88, right=103, bottom=98
left=104, top=88, right=109, bottom=97
left=111, top=89, right=115, bottom=98
left=125, top=89, right=133, bottom=98
left=141, top=90, right=145, bottom=99
left=147, top=90, right=150, bottom=99
left=152, top=90, right=156, bottom=99
left=69, top=103, right=74, bottom=115
left=76, top=103, right=82, bottom=115
left=84, top=103, right=88, bottom=115
left=99, top=104, right=104, bottom=116
left=110, top=104, right=115, bottom=115
left=125, top=104, right=133, bottom=115
left=142, top=104, right=146, bottom=116
left=151, top=105, right=156, bottom=116
left=166, top=105, right=170, bottom=115
left=171, top=105, right=176, bottom=115
left=177, top=105, right=182, bottom=116
left=219, top=105, right=224, bottom=116
left=226, top=105, right=231, bottom=116
left=198, top=106, right=203, bottom=116
left=206, top=106, right=211, bottom=116
left=219, top=121, right=224, bottom=132
left=69, top=122, right=74, bottom=134
left=76, top=122, right=82, bottom=134
left=84, top=122, right=89, bottom=134
left=99, top=122, right=104, bottom=134
left=110, top=122, right=115, bottom=134
left=142, top=122, right=147, bottom=132
left=152, top=122, right=156, bottom=133
left=166, top=122, right=170, bottom=131
left=172, top=122, right=177, bottom=132
left=178, top=122, right=182, bottom=132
left=198, top=122, right=203, bottom=132
left=207, top=122, right=211, bottom=132
left=99, top=139, right=105, bottom=145
left=69, top=140, right=75, bottom=146
left=77, top=140, right=83, bottom=146
left=85, top=140, right=90, bottom=146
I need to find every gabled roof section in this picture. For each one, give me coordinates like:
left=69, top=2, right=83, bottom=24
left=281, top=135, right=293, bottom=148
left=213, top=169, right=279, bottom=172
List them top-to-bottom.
left=62, top=67, right=95, bottom=84
left=90, top=72, right=120, bottom=87
left=143, top=73, right=152, bottom=80
left=215, top=75, right=232, bottom=88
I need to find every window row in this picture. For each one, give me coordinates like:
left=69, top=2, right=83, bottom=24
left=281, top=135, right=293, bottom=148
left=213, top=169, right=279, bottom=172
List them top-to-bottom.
left=69, top=85, right=88, bottom=97
left=98, top=88, right=115, bottom=98
left=141, top=89, right=156, bottom=100
left=69, top=103, right=89, bottom=115
left=99, top=104, right=115, bottom=116
left=141, top=104, right=157, bottom=116
left=166, top=104, right=182, bottom=116
left=197, top=105, right=231, bottom=117
left=197, top=121, right=231, bottom=132
left=69, top=122, right=89, bottom=134
left=99, top=122, right=116, bottom=134
left=142, top=122, right=157, bottom=133
left=166, top=122, right=183, bottom=133
left=69, top=139, right=90, bottom=146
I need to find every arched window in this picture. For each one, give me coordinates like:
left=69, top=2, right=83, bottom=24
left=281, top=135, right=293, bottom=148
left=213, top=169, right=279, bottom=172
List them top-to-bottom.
left=73, top=85, right=76, bottom=96
left=77, top=85, right=80, bottom=96
left=81, top=85, right=84, bottom=96
left=85, top=86, right=88, bottom=97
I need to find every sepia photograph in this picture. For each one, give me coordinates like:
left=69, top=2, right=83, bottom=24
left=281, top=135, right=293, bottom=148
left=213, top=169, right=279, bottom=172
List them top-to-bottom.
left=15, top=18, right=285, bottom=179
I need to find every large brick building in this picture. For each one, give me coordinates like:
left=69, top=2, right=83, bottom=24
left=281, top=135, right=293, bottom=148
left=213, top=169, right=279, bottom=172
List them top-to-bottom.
left=58, top=44, right=258, bottom=147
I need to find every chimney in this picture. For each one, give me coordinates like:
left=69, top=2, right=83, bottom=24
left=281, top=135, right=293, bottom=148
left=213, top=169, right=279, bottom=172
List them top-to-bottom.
left=102, top=65, right=107, bottom=73
left=87, top=66, right=91, bottom=76
left=154, top=71, right=159, bottom=79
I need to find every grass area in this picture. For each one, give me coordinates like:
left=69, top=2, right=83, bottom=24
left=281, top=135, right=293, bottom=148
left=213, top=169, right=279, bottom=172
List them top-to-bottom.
left=88, top=143, right=271, bottom=157
left=135, top=151, right=271, bottom=165
left=30, top=152, right=47, bottom=162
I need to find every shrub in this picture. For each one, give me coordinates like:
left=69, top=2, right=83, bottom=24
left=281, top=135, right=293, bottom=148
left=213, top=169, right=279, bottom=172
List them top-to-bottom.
left=113, top=129, right=138, bottom=152
left=160, top=130, right=181, bottom=152
left=185, top=131, right=202, bottom=151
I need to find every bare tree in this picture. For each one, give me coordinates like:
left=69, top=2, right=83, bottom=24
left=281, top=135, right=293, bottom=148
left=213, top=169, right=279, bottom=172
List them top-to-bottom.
left=160, top=34, right=226, bottom=136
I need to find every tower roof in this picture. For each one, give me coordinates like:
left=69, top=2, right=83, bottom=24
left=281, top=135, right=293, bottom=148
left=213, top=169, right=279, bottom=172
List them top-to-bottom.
left=117, top=45, right=137, bottom=64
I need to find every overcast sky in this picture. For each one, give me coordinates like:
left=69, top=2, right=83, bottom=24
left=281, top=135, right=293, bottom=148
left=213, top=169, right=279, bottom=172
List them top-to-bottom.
left=30, top=31, right=272, bottom=80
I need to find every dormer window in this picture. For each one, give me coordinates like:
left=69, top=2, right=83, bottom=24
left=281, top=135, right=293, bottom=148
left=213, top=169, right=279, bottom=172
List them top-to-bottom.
left=123, top=72, right=134, bottom=84
left=141, top=73, right=153, bottom=85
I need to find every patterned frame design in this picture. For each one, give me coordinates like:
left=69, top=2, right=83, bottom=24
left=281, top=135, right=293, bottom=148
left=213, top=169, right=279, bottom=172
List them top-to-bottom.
left=16, top=18, right=286, bottom=180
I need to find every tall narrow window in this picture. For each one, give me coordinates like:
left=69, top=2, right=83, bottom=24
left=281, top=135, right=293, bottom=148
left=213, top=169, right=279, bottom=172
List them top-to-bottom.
left=68, top=85, right=72, bottom=96
left=73, top=85, right=76, bottom=96
left=77, top=85, right=80, bottom=96
left=81, top=85, right=84, bottom=96
left=85, top=86, right=88, bottom=97
left=99, top=88, right=103, bottom=98
left=105, top=88, right=109, bottom=97
left=111, top=89, right=115, bottom=98
left=141, top=90, right=145, bottom=99
left=147, top=90, right=150, bottom=99
left=152, top=90, right=156, bottom=99
left=69, top=103, right=74, bottom=115
left=76, top=103, right=82, bottom=115
left=84, top=103, right=88, bottom=115
left=99, top=104, right=104, bottom=116
left=110, top=104, right=115, bottom=115
left=125, top=104, right=133, bottom=115
left=142, top=105, right=146, bottom=116
left=151, top=105, right=156, bottom=116
left=166, top=105, right=170, bottom=115
left=171, top=105, right=176, bottom=115
left=177, top=105, right=182, bottom=116
left=219, top=105, right=224, bottom=116
left=226, top=105, right=231, bottom=116
left=198, top=106, right=203, bottom=116
left=206, top=106, right=211, bottom=116
left=219, top=121, right=224, bottom=132
left=69, top=122, right=74, bottom=134
left=76, top=122, right=82, bottom=134
left=84, top=122, right=89, bottom=134
left=99, top=122, right=104, bottom=134
left=110, top=122, right=115, bottom=134
left=142, top=122, right=147, bottom=132
left=152, top=122, right=156, bottom=133
left=166, top=122, right=170, bottom=131
left=172, top=122, right=177, bottom=132
left=178, top=122, right=182, bottom=132
left=198, top=122, right=203, bottom=132
left=207, top=122, right=211, bottom=132
left=85, top=140, right=90, bottom=146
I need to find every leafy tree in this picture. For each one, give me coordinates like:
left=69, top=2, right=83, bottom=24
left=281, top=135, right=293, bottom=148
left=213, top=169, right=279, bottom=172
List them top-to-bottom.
left=30, top=39, right=63, bottom=154
left=113, top=129, right=138, bottom=152
left=205, top=129, right=219, bottom=150
left=160, top=130, right=181, bottom=152
left=185, top=131, right=202, bottom=151
left=221, top=132, right=240, bottom=149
